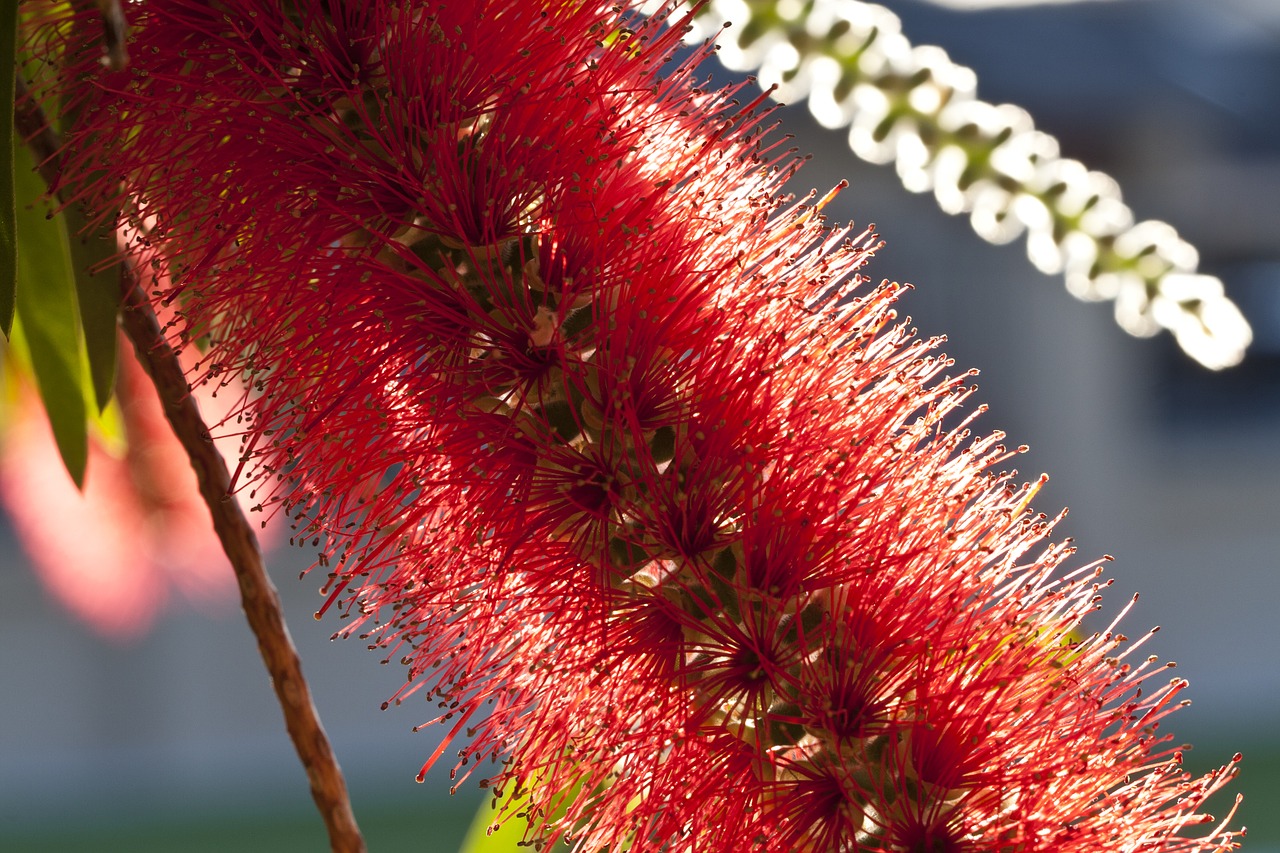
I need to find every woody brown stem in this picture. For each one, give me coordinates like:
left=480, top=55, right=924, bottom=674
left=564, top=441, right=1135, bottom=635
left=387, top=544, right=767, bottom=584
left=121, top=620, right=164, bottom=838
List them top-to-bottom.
left=16, top=78, right=367, bottom=853
left=118, top=282, right=367, bottom=853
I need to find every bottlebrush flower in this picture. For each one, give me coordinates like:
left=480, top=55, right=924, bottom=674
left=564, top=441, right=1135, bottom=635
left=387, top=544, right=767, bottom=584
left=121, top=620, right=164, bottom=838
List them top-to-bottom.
left=28, top=0, right=1242, bottom=849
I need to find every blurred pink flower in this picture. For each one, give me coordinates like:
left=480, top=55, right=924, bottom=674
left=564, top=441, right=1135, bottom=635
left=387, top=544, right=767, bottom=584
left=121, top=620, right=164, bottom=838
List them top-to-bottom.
left=1, top=334, right=248, bottom=640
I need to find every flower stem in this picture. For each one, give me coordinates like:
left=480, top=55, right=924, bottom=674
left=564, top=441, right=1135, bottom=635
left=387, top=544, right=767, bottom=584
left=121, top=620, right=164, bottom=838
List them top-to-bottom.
left=15, top=78, right=367, bottom=853
left=118, top=281, right=367, bottom=853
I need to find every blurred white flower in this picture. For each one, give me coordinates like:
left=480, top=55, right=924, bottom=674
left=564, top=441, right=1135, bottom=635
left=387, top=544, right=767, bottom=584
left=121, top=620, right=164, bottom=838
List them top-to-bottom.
left=689, top=0, right=1252, bottom=368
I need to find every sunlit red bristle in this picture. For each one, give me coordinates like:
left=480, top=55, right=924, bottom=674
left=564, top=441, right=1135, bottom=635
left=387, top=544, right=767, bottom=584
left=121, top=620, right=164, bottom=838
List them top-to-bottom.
left=22, top=0, right=1244, bottom=850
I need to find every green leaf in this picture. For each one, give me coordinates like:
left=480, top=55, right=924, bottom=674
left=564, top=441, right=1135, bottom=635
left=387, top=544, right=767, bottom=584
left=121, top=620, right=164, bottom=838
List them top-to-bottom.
left=0, top=3, right=18, bottom=338
left=49, top=26, right=121, bottom=411
left=12, top=146, right=91, bottom=487
left=64, top=202, right=119, bottom=410
left=457, top=780, right=581, bottom=853
left=458, top=791, right=553, bottom=853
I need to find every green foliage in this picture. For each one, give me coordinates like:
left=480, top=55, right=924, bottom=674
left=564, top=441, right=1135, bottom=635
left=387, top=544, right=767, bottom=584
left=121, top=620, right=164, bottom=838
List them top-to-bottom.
left=11, top=0, right=119, bottom=409
left=0, top=3, right=17, bottom=337
left=10, top=145, right=94, bottom=487
left=64, top=201, right=119, bottom=410
left=456, top=768, right=619, bottom=853
left=458, top=785, right=575, bottom=853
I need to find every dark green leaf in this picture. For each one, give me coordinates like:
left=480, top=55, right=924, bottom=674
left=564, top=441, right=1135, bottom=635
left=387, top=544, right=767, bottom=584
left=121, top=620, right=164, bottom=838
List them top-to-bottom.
left=0, top=4, right=18, bottom=338
left=13, top=147, right=90, bottom=488
left=64, top=203, right=119, bottom=410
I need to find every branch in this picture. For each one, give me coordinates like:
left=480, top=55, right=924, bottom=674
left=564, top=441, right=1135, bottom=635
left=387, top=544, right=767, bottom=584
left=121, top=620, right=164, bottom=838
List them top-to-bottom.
left=15, top=78, right=367, bottom=853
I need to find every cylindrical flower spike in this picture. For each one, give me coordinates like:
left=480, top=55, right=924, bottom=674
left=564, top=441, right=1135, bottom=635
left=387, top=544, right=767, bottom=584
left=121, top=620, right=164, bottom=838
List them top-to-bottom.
left=26, top=0, right=1242, bottom=850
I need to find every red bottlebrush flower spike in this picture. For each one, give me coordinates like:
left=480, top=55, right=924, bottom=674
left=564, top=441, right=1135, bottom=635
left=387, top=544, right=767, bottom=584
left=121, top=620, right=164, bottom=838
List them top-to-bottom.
left=29, top=1, right=1243, bottom=850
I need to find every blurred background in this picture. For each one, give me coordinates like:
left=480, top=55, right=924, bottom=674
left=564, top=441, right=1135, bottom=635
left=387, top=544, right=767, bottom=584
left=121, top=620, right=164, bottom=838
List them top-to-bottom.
left=3, top=0, right=1277, bottom=849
